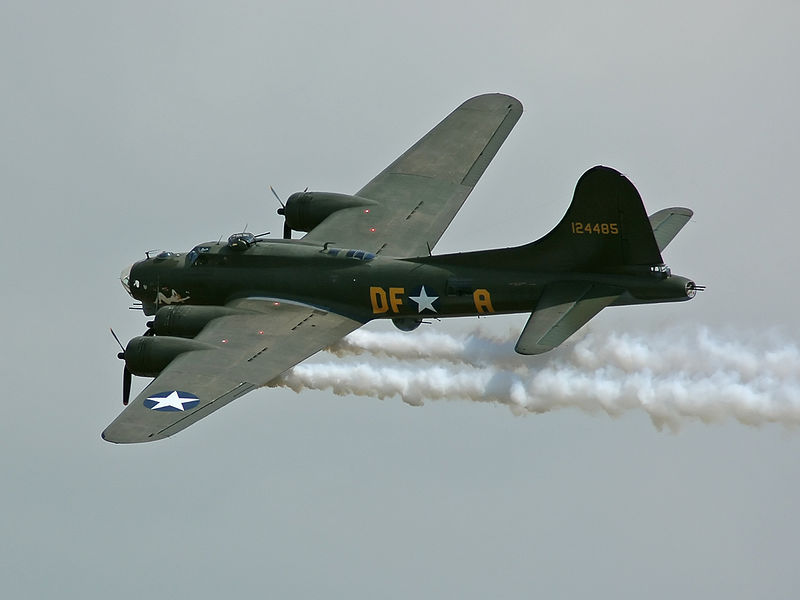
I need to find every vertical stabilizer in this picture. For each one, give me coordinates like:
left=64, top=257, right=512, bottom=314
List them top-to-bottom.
left=524, top=165, right=664, bottom=270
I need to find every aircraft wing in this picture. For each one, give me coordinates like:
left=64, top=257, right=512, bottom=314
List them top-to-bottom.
left=303, top=93, right=523, bottom=257
left=649, top=207, right=693, bottom=252
left=515, top=283, right=621, bottom=355
left=102, top=299, right=363, bottom=444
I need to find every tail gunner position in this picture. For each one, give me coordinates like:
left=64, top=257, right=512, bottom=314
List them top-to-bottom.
left=107, top=93, right=701, bottom=443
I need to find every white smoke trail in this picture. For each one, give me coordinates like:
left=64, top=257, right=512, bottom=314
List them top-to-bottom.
left=273, top=326, right=800, bottom=430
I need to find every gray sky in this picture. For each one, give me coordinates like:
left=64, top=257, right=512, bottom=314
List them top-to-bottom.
left=2, top=1, right=799, bottom=598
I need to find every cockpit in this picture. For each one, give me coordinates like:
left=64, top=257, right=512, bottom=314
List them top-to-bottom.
left=186, top=246, right=211, bottom=266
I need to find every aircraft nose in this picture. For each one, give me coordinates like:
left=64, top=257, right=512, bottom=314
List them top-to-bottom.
left=120, top=264, right=133, bottom=296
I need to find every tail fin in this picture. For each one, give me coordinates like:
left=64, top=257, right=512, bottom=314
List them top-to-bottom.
left=522, top=165, right=663, bottom=271
left=415, top=166, right=665, bottom=272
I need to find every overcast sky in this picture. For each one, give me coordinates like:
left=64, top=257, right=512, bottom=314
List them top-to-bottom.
left=2, top=1, right=800, bottom=598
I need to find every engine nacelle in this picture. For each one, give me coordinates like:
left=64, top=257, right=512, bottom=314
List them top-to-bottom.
left=281, top=192, right=377, bottom=232
left=148, top=305, right=251, bottom=338
left=392, top=317, right=423, bottom=332
left=123, top=336, right=216, bottom=378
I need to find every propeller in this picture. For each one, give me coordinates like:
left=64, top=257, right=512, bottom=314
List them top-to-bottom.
left=270, top=186, right=285, bottom=209
left=271, top=186, right=292, bottom=239
left=110, top=328, right=132, bottom=406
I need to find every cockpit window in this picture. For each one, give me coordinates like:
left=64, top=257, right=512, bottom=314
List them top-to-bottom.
left=187, top=246, right=211, bottom=266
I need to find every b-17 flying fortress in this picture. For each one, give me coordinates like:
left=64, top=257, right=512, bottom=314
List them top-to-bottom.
left=105, top=93, right=699, bottom=443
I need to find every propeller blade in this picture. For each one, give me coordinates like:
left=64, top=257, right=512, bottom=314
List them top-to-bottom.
left=270, top=186, right=285, bottom=208
left=283, top=221, right=292, bottom=239
left=109, top=328, right=125, bottom=352
left=111, top=328, right=133, bottom=405
left=123, top=366, right=132, bottom=406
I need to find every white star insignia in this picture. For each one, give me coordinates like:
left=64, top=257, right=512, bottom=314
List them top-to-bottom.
left=409, top=286, right=438, bottom=313
left=147, top=391, right=190, bottom=411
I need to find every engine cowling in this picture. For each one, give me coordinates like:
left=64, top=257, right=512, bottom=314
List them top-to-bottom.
left=280, top=192, right=377, bottom=233
left=148, top=305, right=251, bottom=338
left=393, top=317, right=423, bottom=332
left=123, top=336, right=216, bottom=378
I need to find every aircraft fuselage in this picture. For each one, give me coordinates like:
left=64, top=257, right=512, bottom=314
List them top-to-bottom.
left=122, top=238, right=695, bottom=324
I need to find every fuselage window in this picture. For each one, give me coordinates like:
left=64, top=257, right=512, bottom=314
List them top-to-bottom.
left=325, top=248, right=375, bottom=261
left=650, top=265, right=671, bottom=276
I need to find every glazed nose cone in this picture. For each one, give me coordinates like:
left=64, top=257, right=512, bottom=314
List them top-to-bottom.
left=120, top=263, right=133, bottom=296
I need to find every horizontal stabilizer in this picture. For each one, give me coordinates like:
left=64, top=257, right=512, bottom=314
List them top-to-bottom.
left=648, top=207, right=693, bottom=252
left=515, top=283, right=620, bottom=355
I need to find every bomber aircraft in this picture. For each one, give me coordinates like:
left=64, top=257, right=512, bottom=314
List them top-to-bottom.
left=105, top=93, right=700, bottom=444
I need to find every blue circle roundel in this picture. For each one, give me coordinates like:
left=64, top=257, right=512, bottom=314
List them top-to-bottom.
left=143, top=390, right=200, bottom=412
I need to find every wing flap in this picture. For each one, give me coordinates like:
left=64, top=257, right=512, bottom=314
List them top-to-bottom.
left=515, top=283, right=620, bottom=355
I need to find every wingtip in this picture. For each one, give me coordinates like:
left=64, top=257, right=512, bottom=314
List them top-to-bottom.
left=460, top=93, right=523, bottom=113
left=101, top=425, right=157, bottom=444
left=101, top=429, right=122, bottom=444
